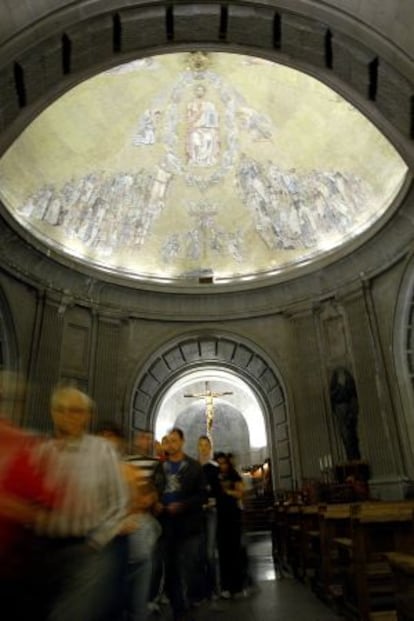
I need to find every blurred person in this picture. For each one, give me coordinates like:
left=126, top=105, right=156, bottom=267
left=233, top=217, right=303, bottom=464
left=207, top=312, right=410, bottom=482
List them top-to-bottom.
left=0, top=371, right=59, bottom=620
left=32, top=385, right=128, bottom=621
left=97, top=421, right=142, bottom=499
left=98, top=421, right=127, bottom=456
left=97, top=422, right=143, bottom=620
left=99, top=423, right=167, bottom=619
left=125, top=428, right=164, bottom=607
left=153, top=428, right=207, bottom=621
left=126, top=429, right=159, bottom=481
left=155, top=435, right=169, bottom=462
left=197, top=435, right=221, bottom=602
left=154, top=439, right=163, bottom=459
left=215, top=452, right=245, bottom=598
left=124, top=481, right=162, bottom=621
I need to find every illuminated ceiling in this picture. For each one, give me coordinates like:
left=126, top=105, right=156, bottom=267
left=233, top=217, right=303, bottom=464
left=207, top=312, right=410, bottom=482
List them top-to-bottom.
left=0, top=52, right=408, bottom=287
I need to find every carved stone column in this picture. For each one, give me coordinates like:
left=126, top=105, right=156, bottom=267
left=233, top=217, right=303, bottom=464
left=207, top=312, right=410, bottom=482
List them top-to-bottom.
left=25, top=292, right=64, bottom=431
left=92, top=313, right=122, bottom=428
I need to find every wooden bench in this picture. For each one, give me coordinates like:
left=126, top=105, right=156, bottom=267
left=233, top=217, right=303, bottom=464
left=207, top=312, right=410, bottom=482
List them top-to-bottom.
left=347, top=502, right=414, bottom=621
left=270, top=503, right=290, bottom=577
left=270, top=503, right=306, bottom=578
left=317, top=503, right=354, bottom=604
left=284, top=504, right=302, bottom=578
left=299, top=504, right=321, bottom=583
left=385, top=552, right=414, bottom=621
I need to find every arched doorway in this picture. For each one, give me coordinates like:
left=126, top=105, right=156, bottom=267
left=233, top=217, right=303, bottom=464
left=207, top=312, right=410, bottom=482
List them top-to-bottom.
left=129, top=332, right=294, bottom=491
left=154, top=368, right=268, bottom=467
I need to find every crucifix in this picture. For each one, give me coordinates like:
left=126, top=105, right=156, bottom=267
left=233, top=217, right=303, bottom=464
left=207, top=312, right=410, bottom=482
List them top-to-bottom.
left=184, top=381, right=233, bottom=440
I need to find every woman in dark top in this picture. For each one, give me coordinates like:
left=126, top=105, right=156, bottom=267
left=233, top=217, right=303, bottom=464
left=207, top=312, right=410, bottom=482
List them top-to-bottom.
left=215, top=452, right=245, bottom=597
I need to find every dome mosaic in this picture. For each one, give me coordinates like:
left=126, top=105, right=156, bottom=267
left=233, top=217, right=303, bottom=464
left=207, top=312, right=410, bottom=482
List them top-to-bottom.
left=0, top=51, right=408, bottom=287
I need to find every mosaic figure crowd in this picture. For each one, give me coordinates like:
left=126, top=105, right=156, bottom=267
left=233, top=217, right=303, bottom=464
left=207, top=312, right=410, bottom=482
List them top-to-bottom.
left=0, top=379, right=254, bottom=621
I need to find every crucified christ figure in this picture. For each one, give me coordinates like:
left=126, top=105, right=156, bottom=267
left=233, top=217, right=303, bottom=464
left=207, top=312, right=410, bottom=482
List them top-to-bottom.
left=184, top=381, right=233, bottom=440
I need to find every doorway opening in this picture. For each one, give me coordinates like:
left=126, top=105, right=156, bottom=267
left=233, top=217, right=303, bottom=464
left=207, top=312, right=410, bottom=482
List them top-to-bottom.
left=154, top=367, right=270, bottom=494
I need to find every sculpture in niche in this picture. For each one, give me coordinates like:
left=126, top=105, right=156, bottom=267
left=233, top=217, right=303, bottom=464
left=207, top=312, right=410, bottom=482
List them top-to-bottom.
left=329, top=366, right=361, bottom=461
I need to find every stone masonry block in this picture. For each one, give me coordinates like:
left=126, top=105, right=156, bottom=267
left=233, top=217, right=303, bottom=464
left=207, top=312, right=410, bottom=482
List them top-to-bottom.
left=174, top=4, right=221, bottom=43
left=227, top=5, right=275, bottom=49
left=121, top=6, right=167, bottom=53
left=282, top=14, right=327, bottom=68
left=66, top=15, right=113, bottom=73
left=332, top=33, right=376, bottom=99
left=17, top=36, right=62, bottom=105
left=377, top=61, right=413, bottom=137
left=0, top=66, right=20, bottom=130
left=199, top=338, right=217, bottom=359
left=216, top=339, right=235, bottom=361
left=181, top=340, right=201, bottom=362
left=232, top=344, right=252, bottom=368
left=164, top=348, right=185, bottom=370
left=246, top=355, right=267, bottom=379
left=151, top=358, right=170, bottom=382
left=261, top=367, right=278, bottom=392
left=139, top=373, right=160, bottom=395
left=269, top=385, right=284, bottom=409
left=133, top=390, right=151, bottom=412
left=274, top=404, right=287, bottom=425
left=133, top=410, right=150, bottom=428
left=275, top=421, right=288, bottom=441
left=278, top=439, right=291, bottom=459
left=278, top=458, right=292, bottom=478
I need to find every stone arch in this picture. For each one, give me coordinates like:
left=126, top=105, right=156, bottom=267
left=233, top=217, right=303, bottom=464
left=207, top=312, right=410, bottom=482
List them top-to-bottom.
left=130, top=332, right=294, bottom=489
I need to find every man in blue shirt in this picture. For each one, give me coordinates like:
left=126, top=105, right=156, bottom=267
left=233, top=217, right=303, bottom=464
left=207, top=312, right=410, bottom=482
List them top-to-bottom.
left=153, top=428, right=206, bottom=621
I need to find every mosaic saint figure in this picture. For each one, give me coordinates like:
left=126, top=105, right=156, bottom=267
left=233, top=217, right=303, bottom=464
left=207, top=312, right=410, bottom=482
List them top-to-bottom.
left=186, top=85, right=220, bottom=167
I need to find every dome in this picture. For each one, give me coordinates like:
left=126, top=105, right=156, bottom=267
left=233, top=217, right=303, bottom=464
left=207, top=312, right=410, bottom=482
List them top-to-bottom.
left=0, top=51, right=408, bottom=289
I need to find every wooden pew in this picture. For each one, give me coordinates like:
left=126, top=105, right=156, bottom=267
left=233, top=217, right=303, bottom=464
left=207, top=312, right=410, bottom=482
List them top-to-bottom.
left=271, top=500, right=414, bottom=620
left=347, top=502, right=414, bottom=621
left=270, top=503, right=289, bottom=577
left=270, top=503, right=305, bottom=578
left=317, top=503, right=354, bottom=605
left=285, top=504, right=302, bottom=578
left=299, top=504, right=321, bottom=584
left=385, top=552, right=414, bottom=621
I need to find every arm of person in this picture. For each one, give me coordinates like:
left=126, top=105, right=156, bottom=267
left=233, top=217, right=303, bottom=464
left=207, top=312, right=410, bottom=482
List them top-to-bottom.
left=87, top=442, right=129, bottom=549
left=225, top=479, right=244, bottom=500
left=0, top=492, right=45, bottom=525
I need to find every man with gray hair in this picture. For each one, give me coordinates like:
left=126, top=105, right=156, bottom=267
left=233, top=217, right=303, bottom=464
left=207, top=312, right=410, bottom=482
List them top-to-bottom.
left=32, top=385, right=128, bottom=621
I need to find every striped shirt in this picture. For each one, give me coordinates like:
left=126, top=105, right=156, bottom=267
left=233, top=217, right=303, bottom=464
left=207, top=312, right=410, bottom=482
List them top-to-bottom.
left=35, top=434, right=127, bottom=547
left=124, top=454, right=159, bottom=483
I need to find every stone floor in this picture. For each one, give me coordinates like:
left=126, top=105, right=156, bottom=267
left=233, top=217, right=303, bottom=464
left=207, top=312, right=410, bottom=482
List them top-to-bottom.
left=150, top=532, right=342, bottom=621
